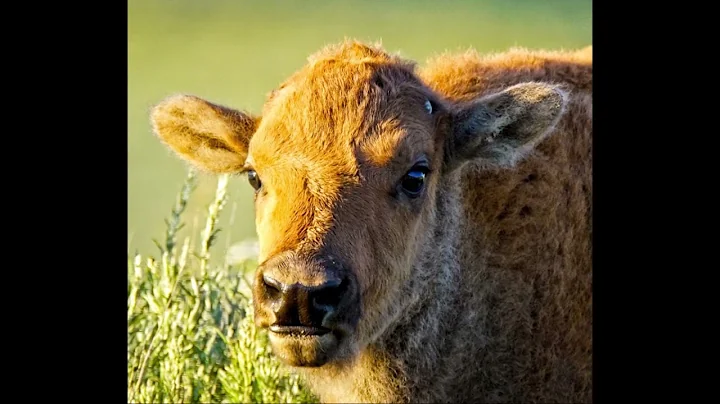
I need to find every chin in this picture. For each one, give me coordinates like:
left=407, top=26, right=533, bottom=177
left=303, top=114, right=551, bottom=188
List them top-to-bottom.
left=267, top=331, right=345, bottom=367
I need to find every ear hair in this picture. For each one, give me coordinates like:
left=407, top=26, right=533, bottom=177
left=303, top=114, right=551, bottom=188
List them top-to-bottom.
left=443, top=82, right=568, bottom=173
left=151, top=94, right=259, bottom=173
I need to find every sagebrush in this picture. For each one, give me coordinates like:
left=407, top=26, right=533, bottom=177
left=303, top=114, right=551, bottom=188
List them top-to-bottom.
left=127, top=170, right=318, bottom=403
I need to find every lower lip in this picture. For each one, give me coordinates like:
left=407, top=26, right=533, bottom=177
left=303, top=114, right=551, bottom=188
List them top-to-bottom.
left=269, top=325, right=331, bottom=336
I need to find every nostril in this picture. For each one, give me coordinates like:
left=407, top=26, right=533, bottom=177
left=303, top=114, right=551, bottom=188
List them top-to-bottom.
left=262, top=274, right=282, bottom=299
left=312, top=278, right=349, bottom=310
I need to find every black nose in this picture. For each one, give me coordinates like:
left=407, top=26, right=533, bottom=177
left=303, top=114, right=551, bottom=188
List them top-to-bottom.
left=261, top=273, right=349, bottom=330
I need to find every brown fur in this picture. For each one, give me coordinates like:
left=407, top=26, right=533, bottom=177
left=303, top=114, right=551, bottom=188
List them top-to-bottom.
left=151, top=40, right=592, bottom=403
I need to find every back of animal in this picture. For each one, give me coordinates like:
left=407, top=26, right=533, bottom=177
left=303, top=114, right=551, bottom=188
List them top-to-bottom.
left=419, top=47, right=592, bottom=402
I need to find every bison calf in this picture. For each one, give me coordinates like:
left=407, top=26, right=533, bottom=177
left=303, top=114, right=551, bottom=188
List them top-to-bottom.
left=151, top=40, right=592, bottom=403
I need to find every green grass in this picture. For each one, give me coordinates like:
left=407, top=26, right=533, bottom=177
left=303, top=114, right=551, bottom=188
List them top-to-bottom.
left=127, top=170, right=318, bottom=403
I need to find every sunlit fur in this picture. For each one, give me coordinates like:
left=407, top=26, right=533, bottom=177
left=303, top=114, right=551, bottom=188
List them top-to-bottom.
left=151, top=40, right=592, bottom=403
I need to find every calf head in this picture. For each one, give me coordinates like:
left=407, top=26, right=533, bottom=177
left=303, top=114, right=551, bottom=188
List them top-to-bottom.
left=151, top=41, right=567, bottom=368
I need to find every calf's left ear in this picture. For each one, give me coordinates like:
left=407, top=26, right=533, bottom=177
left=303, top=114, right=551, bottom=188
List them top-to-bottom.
left=444, top=82, right=568, bottom=172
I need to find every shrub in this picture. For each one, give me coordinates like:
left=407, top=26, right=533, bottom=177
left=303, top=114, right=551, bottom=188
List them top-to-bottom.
left=128, top=170, right=317, bottom=403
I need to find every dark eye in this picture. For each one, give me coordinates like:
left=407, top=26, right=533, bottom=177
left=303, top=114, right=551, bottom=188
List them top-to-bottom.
left=400, top=165, right=429, bottom=198
left=247, top=170, right=262, bottom=191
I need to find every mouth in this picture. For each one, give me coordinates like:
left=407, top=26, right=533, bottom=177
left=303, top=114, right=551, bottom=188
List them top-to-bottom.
left=269, top=325, right=331, bottom=337
left=266, top=326, right=340, bottom=367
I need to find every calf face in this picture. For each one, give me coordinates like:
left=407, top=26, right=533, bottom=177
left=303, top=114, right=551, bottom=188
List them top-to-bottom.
left=151, top=42, right=567, bottom=368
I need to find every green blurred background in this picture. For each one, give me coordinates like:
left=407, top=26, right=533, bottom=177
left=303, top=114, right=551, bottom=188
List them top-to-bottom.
left=128, top=0, right=591, bottom=263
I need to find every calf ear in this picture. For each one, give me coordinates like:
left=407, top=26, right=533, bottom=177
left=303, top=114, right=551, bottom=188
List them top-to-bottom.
left=444, top=82, right=567, bottom=172
left=151, top=95, right=259, bottom=174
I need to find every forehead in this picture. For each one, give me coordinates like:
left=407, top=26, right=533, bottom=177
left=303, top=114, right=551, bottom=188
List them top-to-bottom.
left=247, top=44, right=436, bottom=173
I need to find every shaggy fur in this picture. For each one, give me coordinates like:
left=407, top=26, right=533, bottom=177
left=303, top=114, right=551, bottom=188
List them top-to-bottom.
left=151, top=40, right=592, bottom=403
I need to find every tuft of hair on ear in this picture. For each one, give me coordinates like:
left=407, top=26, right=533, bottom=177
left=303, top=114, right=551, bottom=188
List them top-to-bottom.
left=445, top=81, right=569, bottom=173
left=150, top=94, right=258, bottom=174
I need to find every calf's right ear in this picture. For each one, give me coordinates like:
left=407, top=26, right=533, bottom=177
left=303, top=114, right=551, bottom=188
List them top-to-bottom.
left=150, top=95, right=259, bottom=174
